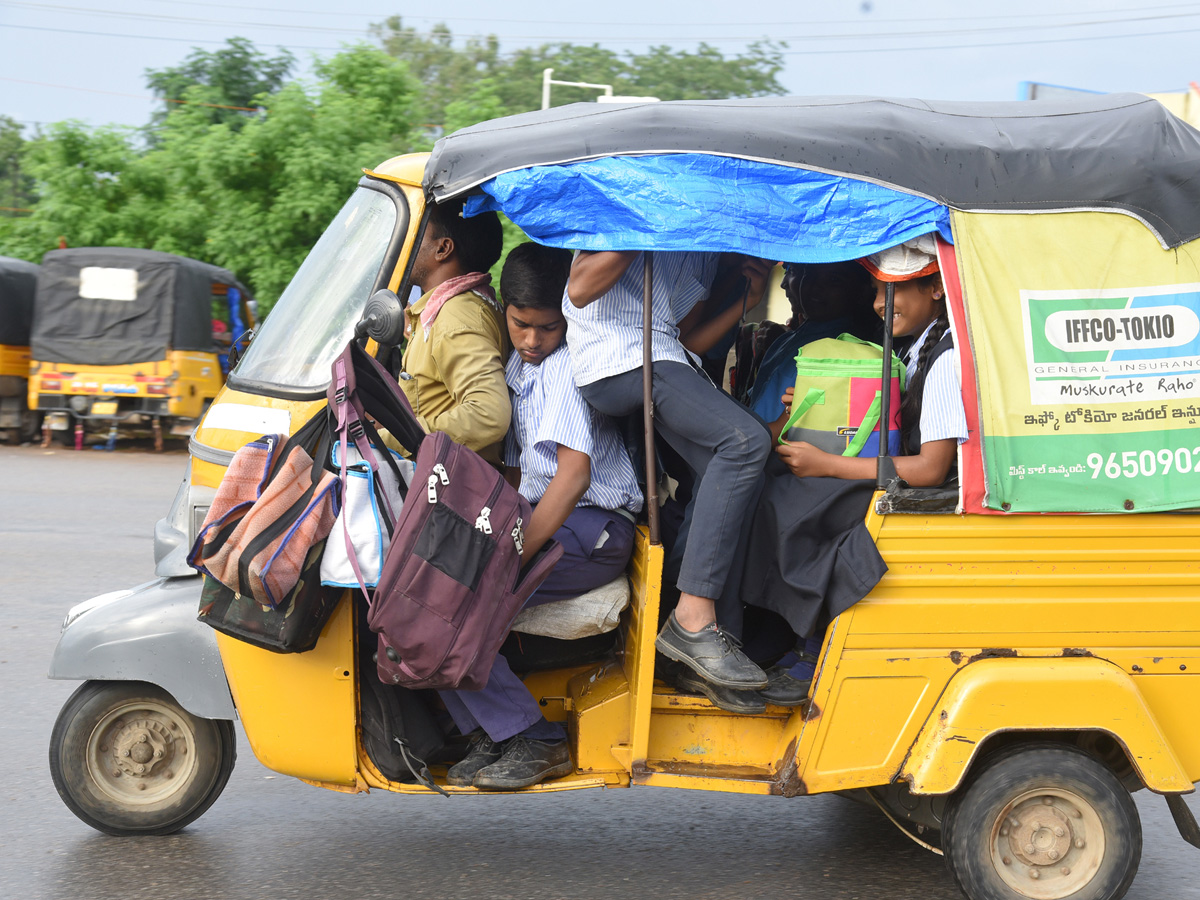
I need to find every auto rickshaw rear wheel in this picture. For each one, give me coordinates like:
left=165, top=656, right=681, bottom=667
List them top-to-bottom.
left=49, top=680, right=236, bottom=836
left=941, top=743, right=1140, bottom=900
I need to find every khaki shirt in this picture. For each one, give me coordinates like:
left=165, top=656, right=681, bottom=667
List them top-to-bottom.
left=398, top=289, right=510, bottom=465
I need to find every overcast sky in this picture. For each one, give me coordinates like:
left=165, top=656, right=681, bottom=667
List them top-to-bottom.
left=3, top=0, right=1199, bottom=132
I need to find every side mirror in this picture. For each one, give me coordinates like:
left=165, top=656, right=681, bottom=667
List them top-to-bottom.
left=355, top=289, right=406, bottom=348
left=227, top=328, right=255, bottom=370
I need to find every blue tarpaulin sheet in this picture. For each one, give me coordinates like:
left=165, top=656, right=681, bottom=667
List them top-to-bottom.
left=464, top=153, right=952, bottom=262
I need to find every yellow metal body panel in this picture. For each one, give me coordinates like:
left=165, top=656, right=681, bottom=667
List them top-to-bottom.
left=367, top=153, right=431, bottom=187
left=0, top=344, right=30, bottom=381
left=165, top=350, right=224, bottom=418
left=27, top=351, right=224, bottom=419
left=190, top=390, right=326, bottom=481
left=790, top=508, right=1200, bottom=796
left=622, top=528, right=664, bottom=771
left=214, top=594, right=359, bottom=784
left=901, top=658, right=1191, bottom=794
left=571, top=660, right=633, bottom=774
left=814, top=671, right=934, bottom=773
left=1133, top=676, right=1200, bottom=780
left=646, top=688, right=789, bottom=772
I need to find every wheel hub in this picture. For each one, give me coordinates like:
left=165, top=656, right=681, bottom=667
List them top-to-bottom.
left=87, top=700, right=197, bottom=807
left=109, top=717, right=174, bottom=778
left=991, top=789, right=1105, bottom=900
left=1008, top=804, right=1074, bottom=867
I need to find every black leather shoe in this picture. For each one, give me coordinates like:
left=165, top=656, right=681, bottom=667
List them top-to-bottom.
left=655, top=613, right=768, bottom=690
left=672, top=665, right=767, bottom=714
left=759, top=666, right=811, bottom=706
left=446, top=731, right=503, bottom=786
left=473, top=736, right=573, bottom=790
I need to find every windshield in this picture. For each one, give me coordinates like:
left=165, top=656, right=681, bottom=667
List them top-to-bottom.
left=230, top=185, right=405, bottom=392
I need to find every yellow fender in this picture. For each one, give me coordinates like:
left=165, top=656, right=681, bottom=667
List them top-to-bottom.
left=900, top=657, right=1193, bottom=795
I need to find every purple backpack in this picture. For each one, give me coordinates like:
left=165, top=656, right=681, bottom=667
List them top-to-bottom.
left=328, top=341, right=563, bottom=691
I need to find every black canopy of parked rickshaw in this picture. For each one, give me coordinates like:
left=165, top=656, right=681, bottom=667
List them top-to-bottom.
left=425, top=93, right=1200, bottom=249
left=31, top=247, right=252, bottom=366
left=0, top=255, right=40, bottom=347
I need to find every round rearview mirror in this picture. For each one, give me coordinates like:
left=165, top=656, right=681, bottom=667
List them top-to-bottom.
left=355, top=289, right=406, bottom=347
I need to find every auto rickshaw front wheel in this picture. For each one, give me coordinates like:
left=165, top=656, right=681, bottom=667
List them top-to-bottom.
left=49, top=681, right=236, bottom=836
left=941, top=743, right=1141, bottom=900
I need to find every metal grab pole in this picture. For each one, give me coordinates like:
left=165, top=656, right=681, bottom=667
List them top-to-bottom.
left=642, top=252, right=660, bottom=544
left=876, top=281, right=898, bottom=488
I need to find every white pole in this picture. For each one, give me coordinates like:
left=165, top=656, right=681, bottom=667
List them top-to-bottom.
left=541, top=69, right=614, bottom=110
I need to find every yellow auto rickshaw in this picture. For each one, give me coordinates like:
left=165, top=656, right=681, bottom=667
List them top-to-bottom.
left=49, top=93, right=1200, bottom=900
left=28, top=247, right=255, bottom=450
left=0, top=254, right=40, bottom=443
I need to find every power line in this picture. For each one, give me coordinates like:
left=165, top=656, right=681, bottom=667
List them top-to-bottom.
left=1, top=0, right=370, bottom=36
left=5, top=0, right=1200, bottom=43
left=47, top=0, right=1200, bottom=29
left=5, top=16, right=1200, bottom=56
left=0, top=22, right=342, bottom=50
left=777, top=22, right=1200, bottom=54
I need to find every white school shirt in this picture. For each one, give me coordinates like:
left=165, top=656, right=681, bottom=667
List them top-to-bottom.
left=562, top=251, right=720, bottom=387
left=905, top=321, right=968, bottom=445
left=504, top=345, right=644, bottom=515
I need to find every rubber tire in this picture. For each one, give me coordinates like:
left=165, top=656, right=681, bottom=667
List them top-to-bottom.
left=49, top=681, right=236, bottom=836
left=942, top=743, right=1141, bottom=900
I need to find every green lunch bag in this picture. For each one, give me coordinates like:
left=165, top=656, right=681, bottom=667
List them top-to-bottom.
left=778, top=334, right=906, bottom=457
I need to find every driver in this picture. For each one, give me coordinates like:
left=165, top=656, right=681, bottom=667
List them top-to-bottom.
left=396, top=198, right=509, bottom=463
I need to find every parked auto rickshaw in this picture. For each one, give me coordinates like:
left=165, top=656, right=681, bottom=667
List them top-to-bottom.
left=48, top=94, right=1200, bottom=900
left=28, top=247, right=254, bottom=450
left=0, top=254, right=40, bottom=443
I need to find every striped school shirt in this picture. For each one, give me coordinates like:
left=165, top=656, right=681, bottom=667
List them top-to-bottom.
left=562, top=251, right=720, bottom=387
left=905, top=320, right=968, bottom=445
left=504, top=345, right=644, bottom=515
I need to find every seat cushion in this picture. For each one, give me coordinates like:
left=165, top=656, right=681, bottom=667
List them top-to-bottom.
left=510, top=575, right=630, bottom=640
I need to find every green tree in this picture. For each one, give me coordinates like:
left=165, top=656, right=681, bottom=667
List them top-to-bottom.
left=372, top=18, right=501, bottom=129
left=373, top=19, right=786, bottom=128
left=144, top=36, right=295, bottom=132
left=3, top=45, right=419, bottom=311
left=0, top=116, right=36, bottom=220
left=0, top=121, right=141, bottom=258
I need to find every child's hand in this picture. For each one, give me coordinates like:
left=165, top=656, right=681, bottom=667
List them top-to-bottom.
left=781, top=387, right=795, bottom=408
left=775, top=440, right=830, bottom=478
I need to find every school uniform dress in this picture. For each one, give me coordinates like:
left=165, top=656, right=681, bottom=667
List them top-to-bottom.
left=562, top=251, right=772, bottom=631
left=740, top=320, right=969, bottom=640
left=903, top=320, right=968, bottom=447
left=438, top=345, right=643, bottom=744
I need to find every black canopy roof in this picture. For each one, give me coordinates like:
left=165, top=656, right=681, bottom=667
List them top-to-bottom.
left=426, top=93, right=1200, bottom=249
left=31, top=247, right=251, bottom=366
left=0, top=256, right=39, bottom=347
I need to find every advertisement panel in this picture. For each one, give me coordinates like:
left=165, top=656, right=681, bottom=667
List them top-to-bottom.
left=954, top=211, right=1200, bottom=513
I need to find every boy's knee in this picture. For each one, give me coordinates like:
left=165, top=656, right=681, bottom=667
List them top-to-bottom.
left=721, top=417, right=771, bottom=465
left=739, top=420, right=772, bottom=465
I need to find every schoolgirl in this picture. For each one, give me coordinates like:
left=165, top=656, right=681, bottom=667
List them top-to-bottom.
left=775, top=235, right=967, bottom=487
left=744, top=236, right=967, bottom=704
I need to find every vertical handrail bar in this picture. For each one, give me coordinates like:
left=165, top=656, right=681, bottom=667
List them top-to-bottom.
left=642, top=252, right=660, bottom=544
left=876, top=281, right=897, bottom=489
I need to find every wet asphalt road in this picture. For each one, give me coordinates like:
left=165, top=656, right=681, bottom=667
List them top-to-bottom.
left=1, top=443, right=1197, bottom=900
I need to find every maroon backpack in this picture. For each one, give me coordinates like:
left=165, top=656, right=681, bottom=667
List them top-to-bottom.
left=328, top=341, right=564, bottom=691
